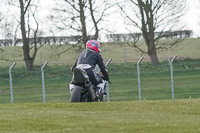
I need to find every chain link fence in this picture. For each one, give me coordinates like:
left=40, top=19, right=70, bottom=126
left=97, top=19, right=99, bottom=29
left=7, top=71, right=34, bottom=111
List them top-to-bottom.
left=0, top=57, right=200, bottom=104
left=108, top=58, right=200, bottom=101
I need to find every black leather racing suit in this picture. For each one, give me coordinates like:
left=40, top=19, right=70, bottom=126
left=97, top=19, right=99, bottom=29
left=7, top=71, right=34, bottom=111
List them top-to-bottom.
left=72, top=48, right=109, bottom=85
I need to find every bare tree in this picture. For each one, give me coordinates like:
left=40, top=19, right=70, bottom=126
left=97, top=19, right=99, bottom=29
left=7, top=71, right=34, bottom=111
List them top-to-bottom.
left=2, top=0, right=43, bottom=69
left=18, top=0, right=42, bottom=70
left=50, top=0, right=114, bottom=49
left=118, top=0, right=186, bottom=64
left=1, top=20, right=20, bottom=46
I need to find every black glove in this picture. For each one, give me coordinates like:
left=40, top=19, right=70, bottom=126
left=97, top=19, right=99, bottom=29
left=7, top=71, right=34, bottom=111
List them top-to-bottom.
left=105, top=80, right=111, bottom=84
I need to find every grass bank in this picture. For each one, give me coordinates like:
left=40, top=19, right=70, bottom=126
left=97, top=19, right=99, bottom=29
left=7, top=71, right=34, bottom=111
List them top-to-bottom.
left=0, top=38, right=200, bottom=67
left=0, top=99, right=200, bottom=133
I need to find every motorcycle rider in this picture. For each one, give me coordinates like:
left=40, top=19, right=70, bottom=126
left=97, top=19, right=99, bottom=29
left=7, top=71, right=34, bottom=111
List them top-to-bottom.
left=71, top=40, right=109, bottom=100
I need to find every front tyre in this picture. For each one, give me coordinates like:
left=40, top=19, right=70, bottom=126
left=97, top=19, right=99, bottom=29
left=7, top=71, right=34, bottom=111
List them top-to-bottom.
left=70, top=87, right=82, bottom=102
left=99, top=92, right=104, bottom=102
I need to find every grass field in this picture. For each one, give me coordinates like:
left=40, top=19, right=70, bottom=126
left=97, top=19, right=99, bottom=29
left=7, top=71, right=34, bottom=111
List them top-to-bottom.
left=0, top=39, right=200, bottom=132
left=0, top=45, right=200, bottom=103
left=0, top=99, right=200, bottom=133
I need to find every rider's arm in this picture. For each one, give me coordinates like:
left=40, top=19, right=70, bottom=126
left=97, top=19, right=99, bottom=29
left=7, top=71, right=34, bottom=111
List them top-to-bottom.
left=96, top=54, right=109, bottom=81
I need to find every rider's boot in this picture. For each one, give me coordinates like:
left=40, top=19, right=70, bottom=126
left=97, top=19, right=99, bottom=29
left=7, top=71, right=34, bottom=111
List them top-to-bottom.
left=95, top=83, right=104, bottom=101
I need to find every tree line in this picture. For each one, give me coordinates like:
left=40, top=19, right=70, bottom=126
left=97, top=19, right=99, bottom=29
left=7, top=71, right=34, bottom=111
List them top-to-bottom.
left=0, top=30, right=192, bottom=47
left=107, top=30, right=192, bottom=42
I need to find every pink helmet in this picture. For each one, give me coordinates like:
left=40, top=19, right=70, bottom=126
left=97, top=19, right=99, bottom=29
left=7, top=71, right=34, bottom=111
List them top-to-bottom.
left=86, top=40, right=101, bottom=53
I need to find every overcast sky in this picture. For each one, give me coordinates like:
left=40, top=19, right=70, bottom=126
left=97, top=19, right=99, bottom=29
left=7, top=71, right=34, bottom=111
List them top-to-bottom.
left=0, top=0, right=200, bottom=38
left=184, top=0, right=200, bottom=37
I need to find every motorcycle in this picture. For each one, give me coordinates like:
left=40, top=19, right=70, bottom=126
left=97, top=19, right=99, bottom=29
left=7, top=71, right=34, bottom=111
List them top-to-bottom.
left=69, top=58, right=112, bottom=102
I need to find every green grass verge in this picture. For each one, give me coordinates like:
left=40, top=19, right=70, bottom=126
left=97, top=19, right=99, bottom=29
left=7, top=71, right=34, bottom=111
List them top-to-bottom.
left=0, top=59, right=200, bottom=103
left=0, top=99, right=200, bottom=133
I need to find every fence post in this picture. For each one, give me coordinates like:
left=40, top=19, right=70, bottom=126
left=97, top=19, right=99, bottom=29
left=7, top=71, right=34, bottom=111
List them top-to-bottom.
left=170, top=56, right=177, bottom=100
left=137, top=57, right=144, bottom=101
left=105, top=58, right=112, bottom=102
left=41, top=61, right=48, bottom=103
left=9, top=62, right=16, bottom=104
left=106, top=81, right=110, bottom=102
